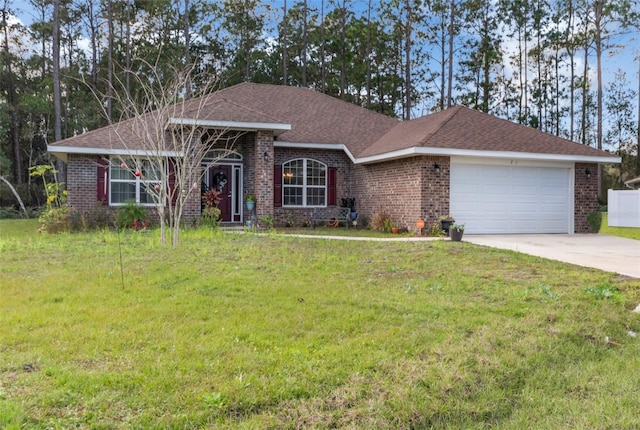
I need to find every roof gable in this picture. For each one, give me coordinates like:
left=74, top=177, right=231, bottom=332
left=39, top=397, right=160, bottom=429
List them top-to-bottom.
left=208, top=83, right=399, bottom=155
left=359, top=105, right=618, bottom=160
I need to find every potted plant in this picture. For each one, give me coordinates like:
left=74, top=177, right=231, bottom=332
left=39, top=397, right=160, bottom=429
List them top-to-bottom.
left=244, top=193, right=256, bottom=211
left=438, top=215, right=455, bottom=235
left=450, top=223, right=465, bottom=241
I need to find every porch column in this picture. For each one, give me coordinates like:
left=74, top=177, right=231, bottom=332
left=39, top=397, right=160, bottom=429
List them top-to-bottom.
left=182, top=129, right=203, bottom=222
left=254, top=130, right=274, bottom=218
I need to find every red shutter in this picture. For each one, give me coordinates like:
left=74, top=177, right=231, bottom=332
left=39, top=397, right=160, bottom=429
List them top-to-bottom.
left=97, top=157, right=109, bottom=204
left=167, top=159, right=178, bottom=207
left=274, top=165, right=282, bottom=208
left=328, top=167, right=337, bottom=206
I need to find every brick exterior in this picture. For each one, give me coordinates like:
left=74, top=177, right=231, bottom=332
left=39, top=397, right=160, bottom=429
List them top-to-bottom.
left=254, top=131, right=274, bottom=220
left=65, top=139, right=601, bottom=234
left=273, top=148, right=352, bottom=225
left=67, top=154, right=101, bottom=214
left=352, top=156, right=450, bottom=230
left=574, top=162, right=599, bottom=233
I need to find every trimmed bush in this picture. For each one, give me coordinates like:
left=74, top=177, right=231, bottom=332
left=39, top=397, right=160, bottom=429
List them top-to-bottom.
left=116, top=201, right=149, bottom=230
left=587, top=211, right=602, bottom=233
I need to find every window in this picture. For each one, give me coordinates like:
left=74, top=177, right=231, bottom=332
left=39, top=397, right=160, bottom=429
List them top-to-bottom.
left=110, top=159, right=162, bottom=205
left=282, top=159, right=327, bottom=207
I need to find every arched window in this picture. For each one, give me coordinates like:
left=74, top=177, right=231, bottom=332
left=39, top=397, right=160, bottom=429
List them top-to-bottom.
left=282, top=159, right=327, bottom=207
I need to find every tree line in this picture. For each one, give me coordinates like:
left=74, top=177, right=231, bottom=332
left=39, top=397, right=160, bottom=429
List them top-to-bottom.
left=1, top=0, right=639, bottom=195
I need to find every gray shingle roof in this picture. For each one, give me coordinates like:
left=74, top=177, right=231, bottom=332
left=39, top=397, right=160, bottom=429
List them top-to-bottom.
left=50, top=83, right=617, bottom=162
left=360, top=105, right=616, bottom=159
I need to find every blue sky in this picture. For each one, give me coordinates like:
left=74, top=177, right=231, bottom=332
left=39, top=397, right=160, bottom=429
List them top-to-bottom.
left=6, top=0, right=639, bottom=147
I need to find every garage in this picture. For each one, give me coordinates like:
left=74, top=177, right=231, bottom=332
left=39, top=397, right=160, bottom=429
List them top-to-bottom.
left=450, top=160, right=572, bottom=234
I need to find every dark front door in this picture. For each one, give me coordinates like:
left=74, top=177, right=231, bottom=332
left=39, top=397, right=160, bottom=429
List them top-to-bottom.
left=210, top=165, right=232, bottom=222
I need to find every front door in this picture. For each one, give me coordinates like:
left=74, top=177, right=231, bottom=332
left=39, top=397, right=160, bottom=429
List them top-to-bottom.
left=210, top=165, right=232, bottom=222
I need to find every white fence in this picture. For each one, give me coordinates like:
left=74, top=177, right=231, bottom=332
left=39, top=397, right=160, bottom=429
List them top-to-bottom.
left=608, top=189, right=640, bottom=228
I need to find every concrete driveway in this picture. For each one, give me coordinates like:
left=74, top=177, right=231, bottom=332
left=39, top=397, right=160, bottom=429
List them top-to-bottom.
left=464, top=234, right=640, bottom=278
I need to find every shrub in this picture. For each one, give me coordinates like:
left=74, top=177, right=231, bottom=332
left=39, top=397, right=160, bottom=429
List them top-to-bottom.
left=116, top=201, right=148, bottom=230
left=85, top=204, right=115, bottom=229
left=38, top=206, right=71, bottom=233
left=201, top=206, right=221, bottom=228
left=371, top=211, right=392, bottom=232
left=586, top=211, right=602, bottom=233
left=259, top=215, right=275, bottom=230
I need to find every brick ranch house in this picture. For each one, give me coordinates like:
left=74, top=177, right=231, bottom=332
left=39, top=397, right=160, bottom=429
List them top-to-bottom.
left=48, top=82, right=620, bottom=234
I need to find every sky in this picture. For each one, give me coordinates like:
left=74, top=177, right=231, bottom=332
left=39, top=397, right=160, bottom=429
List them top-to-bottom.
left=5, top=0, right=640, bottom=145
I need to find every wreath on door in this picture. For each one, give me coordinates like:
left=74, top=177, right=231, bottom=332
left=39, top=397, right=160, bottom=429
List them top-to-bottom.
left=213, top=171, right=228, bottom=192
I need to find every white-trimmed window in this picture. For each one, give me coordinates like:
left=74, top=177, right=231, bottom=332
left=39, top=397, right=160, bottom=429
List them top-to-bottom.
left=110, top=159, right=162, bottom=206
left=282, top=159, right=327, bottom=207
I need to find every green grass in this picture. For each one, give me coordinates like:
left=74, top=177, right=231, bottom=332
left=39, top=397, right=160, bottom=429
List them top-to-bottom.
left=601, top=213, right=640, bottom=240
left=1, top=220, right=640, bottom=428
left=276, top=226, right=415, bottom=238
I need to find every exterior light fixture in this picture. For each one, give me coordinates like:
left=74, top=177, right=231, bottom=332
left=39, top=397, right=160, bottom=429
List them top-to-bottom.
left=263, top=151, right=269, bottom=162
left=434, top=162, right=441, bottom=174
left=586, top=168, right=591, bottom=179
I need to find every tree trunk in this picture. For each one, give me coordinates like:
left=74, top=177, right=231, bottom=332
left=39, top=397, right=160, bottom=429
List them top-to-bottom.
left=52, top=0, right=65, bottom=184
left=107, top=0, right=113, bottom=120
left=125, top=0, right=131, bottom=95
left=184, top=0, right=191, bottom=98
left=282, top=0, right=287, bottom=85
left=302, top=0, right=307, bottom=86
left=320, top=0, right=325, bottom=92
left=366, top=0, right=372, bottom=109
left=404, top=0, right=412, bottom=120
left=447, top=0, right=454, bottom=108
left=594, top=0, right=603, bottom=197
left=595, top=0, right=603, bottom=151
left=340, top=1, right=346, bottom=99
left=1, top=8, right=22, bottom=183
left=637, top=55, right=640, bottom=175
left=0, top=176, right=28, bottom=217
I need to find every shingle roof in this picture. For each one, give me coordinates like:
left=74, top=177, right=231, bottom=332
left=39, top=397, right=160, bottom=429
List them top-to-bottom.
left=50, top=83, right=399, bottom=155
left=207, top=83, right=400, bottom=155
left=50, top=84, right=616, bottom=162
left=359, top=105, right=616, bottom=159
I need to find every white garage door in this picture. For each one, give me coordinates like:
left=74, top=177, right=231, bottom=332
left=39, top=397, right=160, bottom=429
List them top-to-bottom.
left=450, top=163, right=571, bottom=234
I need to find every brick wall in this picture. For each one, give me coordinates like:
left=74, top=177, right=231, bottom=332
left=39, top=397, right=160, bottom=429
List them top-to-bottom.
left=254, top=131, right=274, bottom=220
left=273, top=147, right=352, bottom=225
left=66, top=153, right=203, bottom=225
left=67, top=154, right=101, bottom=214
left=352, top=155, right=451, bottom=230
left=421, top=156, right=451, bottom=229
left=353, top=157, right=417, bottom=230
left=574, top=162, right=599, bottom=233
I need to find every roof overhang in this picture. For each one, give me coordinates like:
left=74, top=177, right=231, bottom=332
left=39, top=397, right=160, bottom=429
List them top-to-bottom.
left=169, top=118, right=292, bottom=136
left=274, top=141, right=357, bottom=163
left=47, top=145, right=182, bottom=162
left=355, top=146, right=622, bottom=165
left=624, top=176, right=640, bottom=189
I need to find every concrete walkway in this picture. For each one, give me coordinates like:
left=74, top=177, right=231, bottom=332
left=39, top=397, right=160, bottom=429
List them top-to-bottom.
left=464, top=234, right=640, bottom=278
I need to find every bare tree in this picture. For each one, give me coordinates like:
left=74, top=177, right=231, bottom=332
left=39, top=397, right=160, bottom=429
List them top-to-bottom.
left=95, top=63, right=240, bottom=246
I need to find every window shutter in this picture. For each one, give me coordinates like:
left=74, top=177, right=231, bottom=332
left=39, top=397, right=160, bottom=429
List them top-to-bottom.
left=97, top=157, right=109, bottom=203
left=274, top=165, right=282, bottom=208
left=328, top=167, right=337, bottom=206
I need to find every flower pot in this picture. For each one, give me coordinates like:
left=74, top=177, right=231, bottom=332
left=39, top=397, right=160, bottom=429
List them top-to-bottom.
left=246, top=201, right=255, bottom=211
left=440, top=219, right=454, bottom=235
left=391, top=227, right=400, bottom=234
left=450, top=229, right=464, bottom=242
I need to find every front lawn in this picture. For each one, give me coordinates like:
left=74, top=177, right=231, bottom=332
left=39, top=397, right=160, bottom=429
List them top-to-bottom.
left=601, top=213, right=640, bottom=241
left=1, top=220, right=640, bottom=429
